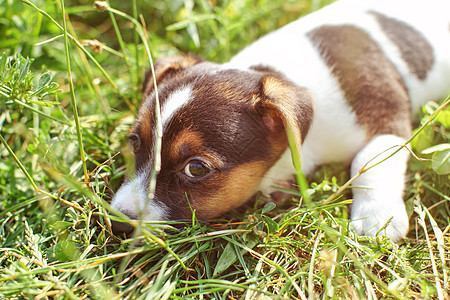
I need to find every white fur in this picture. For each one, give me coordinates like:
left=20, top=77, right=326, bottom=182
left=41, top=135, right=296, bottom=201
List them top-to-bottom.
left=229, top=0, right=450, bottom=241
left=230, top=0, right=450, bottom=117
left=161, top=86, right=192, bottom=128
left=350, top=135, right=410, bottom=241
left=257, top=149, right=296, bottom=195
left=111, top=172, right=168, bottom=221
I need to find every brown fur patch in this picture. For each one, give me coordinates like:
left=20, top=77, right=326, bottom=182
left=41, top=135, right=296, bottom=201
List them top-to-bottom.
left=370, top=11, right=434, bottom=80
left=307, top=25, right=412, bottom=138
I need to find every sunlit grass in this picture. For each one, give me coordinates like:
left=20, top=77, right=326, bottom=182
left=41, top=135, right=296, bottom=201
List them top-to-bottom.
left=0, top=0, right=448, bottom=298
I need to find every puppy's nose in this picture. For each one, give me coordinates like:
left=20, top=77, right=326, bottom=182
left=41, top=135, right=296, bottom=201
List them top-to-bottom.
left=111, top=220, right=134, bottom=236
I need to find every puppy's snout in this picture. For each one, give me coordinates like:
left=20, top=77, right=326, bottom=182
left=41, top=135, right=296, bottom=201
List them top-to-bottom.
left=111, top=219, right=134, bottom=236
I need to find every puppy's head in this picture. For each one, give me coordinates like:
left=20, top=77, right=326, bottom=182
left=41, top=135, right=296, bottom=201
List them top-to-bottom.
left=111, top=56, right=314, bottom=226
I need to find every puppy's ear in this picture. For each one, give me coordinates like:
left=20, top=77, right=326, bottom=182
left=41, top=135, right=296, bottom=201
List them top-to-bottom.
left=143, top=55, right=203, bottom=96
left=255, top=70, right=314, bottom=184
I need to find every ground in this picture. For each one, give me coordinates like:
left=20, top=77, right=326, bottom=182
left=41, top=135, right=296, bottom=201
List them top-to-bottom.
left=0, top=0, right=449, bottom=298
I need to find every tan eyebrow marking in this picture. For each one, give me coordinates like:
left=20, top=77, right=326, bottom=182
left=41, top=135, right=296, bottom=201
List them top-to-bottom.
left=169, top=130, right=204, bottom=160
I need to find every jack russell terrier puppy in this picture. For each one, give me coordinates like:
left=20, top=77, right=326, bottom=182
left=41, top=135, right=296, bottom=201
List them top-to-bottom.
left=111, top=0, right=450, bottom=241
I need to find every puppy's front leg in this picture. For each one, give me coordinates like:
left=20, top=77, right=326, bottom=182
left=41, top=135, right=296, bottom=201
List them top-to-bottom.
left=350, top=134, right=410, bottom=241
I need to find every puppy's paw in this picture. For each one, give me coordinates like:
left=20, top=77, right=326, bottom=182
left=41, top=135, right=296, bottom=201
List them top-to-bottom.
left=350, top=198, right=409, bottom=242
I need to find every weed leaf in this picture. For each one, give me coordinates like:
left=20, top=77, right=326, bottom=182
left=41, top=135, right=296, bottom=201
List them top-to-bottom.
left=37, top=72, right=51, bottom=90
left=435, top=110, right=450, bottom=127
left=422, top=143, right=450, bottom=154
left=431, top=149, right=450, bottom=175
left=262, top=201, right=276, bottom=214
left=262, top=215, right=279, bottom=233
left=213, top=234, right=259, bottom=277
left=53, top=240, right=81, bottom=262
left=213, top=242, right=237, bottom=277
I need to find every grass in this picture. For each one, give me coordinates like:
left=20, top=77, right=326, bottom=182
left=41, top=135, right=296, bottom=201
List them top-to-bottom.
left=0, top=0, right=449, bottom=299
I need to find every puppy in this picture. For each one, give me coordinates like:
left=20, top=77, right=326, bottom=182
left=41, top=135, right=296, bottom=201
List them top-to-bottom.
left=111, top=0, right=450, bottom=241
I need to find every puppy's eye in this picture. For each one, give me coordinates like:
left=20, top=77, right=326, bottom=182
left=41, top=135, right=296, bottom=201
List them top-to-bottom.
left=128, top=133, right=140, bottom=153
left=183, top=160, right=210, bottom=179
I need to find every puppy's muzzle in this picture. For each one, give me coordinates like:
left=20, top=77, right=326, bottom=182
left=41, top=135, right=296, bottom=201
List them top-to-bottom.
left=111, top=219, right=134, bottom=237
